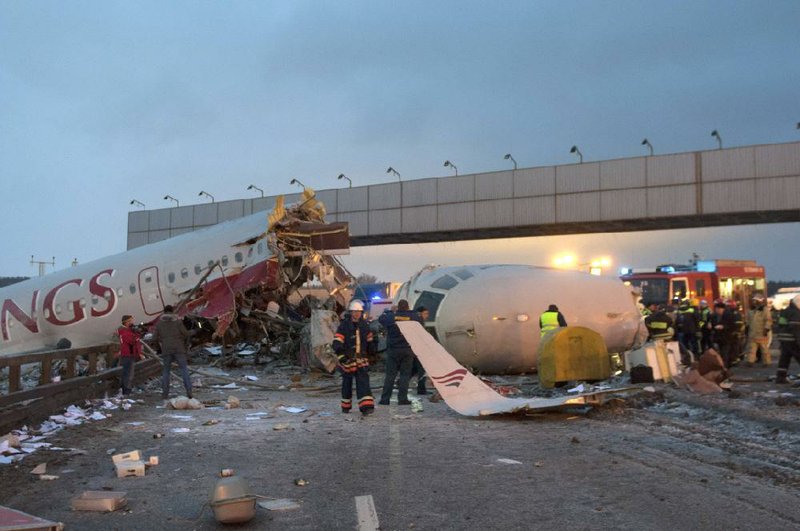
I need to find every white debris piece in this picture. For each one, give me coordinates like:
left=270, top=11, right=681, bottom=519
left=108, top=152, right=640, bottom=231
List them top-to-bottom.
left=278, top=406, right=307, bottom=414
left=497, top=458, right=523, bottom=465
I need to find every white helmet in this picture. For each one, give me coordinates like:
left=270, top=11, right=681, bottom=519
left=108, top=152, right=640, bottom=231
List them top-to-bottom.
left=348, top=300, right=364, bottom=312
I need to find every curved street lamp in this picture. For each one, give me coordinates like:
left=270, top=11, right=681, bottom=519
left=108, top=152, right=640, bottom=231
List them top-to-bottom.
left=711, top=130, right=722, bottom=149
left=641, top=138, right=654, bottom=156
left=569, top=145, right=583, bottom=163
left=503, top=153, right=517, bottom=170
left=443, top=160, right=458, bottom=176
left=386, top=167, right=401, bottom=181
left=337, top=173, right=352, bottom=188
left=290, top=178, right=306, bottom=189
left=247, top=184, right=264, bottom=198
left=198, top=190, right=215, bottom=203
left=163, top=195, right=179, bottom=207
left=129, top=199, right=145, bottom=209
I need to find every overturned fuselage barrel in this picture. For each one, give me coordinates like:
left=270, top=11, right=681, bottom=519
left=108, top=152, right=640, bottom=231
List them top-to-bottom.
left=395, top=264, right=647, bottom=374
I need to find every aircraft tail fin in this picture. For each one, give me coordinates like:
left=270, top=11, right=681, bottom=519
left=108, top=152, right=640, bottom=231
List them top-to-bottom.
left=397, top=321, right=600, bottom=416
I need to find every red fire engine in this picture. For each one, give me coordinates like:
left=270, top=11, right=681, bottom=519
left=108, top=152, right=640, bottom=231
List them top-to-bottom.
left=620, top=259, right=766, bottom=316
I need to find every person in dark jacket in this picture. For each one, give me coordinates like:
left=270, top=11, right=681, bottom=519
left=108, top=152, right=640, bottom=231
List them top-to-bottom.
left=775, top=297, right=800, bottom=384
left=378, top=299, right=423, bottom=405
left=333, top=300, right=376, bottom=415
left=676, top=300, right=698, bottom=359
left=711, top=301, right=738, bottom=368
left=539, top=304, right=567, bottom=337
left=153, top=305, right=192, bottom=399
left=645, top=305, right=674, bottom=340
left=117, top=314, right=143, bottom=395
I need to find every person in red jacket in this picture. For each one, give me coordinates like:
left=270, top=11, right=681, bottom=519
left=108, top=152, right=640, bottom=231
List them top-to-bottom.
left=118, top=314, right=143, bottom=395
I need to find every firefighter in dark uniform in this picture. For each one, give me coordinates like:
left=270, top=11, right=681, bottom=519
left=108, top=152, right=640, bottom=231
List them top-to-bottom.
left=775, top=296, right=800, bottom=384
left=378, top=299, right=423, bottom=405
left=676, top=299, right=698, bottom=359
left=333, top=300, right=376, bottom=415
left=697, top=300, right=712, bottom=352
left=711, top=300, right=738, bottom=368
left=728, top=300, right=746, bottom=364
left=539, top=304, right=567, bottom=337
left=645, top=305, right=674, bottom=341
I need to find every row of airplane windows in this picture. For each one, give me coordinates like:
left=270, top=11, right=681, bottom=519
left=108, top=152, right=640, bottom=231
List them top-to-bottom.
left=12, top=242, right=268, bottom=320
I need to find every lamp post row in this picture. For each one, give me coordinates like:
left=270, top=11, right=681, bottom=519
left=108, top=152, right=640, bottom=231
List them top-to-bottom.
left=138, top=126, right=798, bottom=207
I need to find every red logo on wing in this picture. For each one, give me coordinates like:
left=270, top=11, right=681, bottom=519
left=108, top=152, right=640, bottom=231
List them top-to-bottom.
left=431, top=368, right=467, bottom=388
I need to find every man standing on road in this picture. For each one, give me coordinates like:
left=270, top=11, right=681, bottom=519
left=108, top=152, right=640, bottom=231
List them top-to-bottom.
left=745, top=295, right=773, bottom=367
left=775, top=295, right=800, bottom=384
left=378, top=299, right=422, bottom=405
left=333, top=300, right=376, bottom=415
left=711, top=300, right=738, bottom=368
left=539, top=304, right=567, bottom=337
left=153, top=305, right=192, bottom=399
left=117, top=315, right=142, bottom=396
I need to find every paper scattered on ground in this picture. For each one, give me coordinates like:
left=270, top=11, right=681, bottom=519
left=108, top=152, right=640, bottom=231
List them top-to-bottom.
left=244, top=375, right=259, bottom=381
left=567, top=384, right=585, bottom=394
left=171, top=428, right=191, bottom=433
left=497, top=458, right=523, bottom=465
left=258, top=499, right=301, bottom=511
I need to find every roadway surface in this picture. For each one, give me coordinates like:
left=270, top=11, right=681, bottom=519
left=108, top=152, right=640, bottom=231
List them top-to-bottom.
left=1, top=364, right=799, bottom=530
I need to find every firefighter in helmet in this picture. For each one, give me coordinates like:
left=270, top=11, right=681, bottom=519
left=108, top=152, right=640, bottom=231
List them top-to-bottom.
left=332, top=300, right=376, bottom=415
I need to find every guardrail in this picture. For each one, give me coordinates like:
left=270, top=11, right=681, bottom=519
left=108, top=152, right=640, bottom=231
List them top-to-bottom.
left=0, top=344, right=161, bottom=434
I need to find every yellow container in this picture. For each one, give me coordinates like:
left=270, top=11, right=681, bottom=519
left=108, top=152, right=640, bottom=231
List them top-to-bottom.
left=537, top=326, right=610, bottom=388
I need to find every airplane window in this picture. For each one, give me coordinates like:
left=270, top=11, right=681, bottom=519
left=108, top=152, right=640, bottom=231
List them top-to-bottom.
left=257, top=242, right=264, bottom=255
left=247, top=247, right=253, bottom=258
left=235, top=252, right=243, bottom=263
left=222, top=255, right=229, bottom=266
left=208, top=260, right=215, bottom=270
left=195, top=265, right=202, bottom=275
left=181, top=268, right=189, bottom=279
left=452, top=268, right=474, bottom=281
left=168, top=272, right=176, bottom=284
left=144, top=273, right=152, bottom=283
left=431, top=275, right=458, bottom=290
left=129, top=284, right=136, bottom=294
left=117, top=288, right=124, bottom=298
left=103, top=291, right=111, bottom=301
left=415, top=291, right=445, bottom=321
left=92, top=295, right=99, bottom=305
left=80, top=298, right=87, bottom=308
left=56, top=304, right=62, bottom=314
left=43, top=308, right=50, bottom=319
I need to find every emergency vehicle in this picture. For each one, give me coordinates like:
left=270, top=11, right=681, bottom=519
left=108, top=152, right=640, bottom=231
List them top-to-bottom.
left=620, top=259, right=766, bottom=316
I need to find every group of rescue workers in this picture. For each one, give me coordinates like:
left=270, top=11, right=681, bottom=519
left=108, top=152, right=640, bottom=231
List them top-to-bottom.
left=117, top=291, right=800, bottom=410
left=643, top=294, right=800, bottom=384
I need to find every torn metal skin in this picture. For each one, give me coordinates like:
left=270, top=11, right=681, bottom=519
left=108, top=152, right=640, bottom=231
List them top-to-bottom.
left=175, top=190, right=353, bottom=351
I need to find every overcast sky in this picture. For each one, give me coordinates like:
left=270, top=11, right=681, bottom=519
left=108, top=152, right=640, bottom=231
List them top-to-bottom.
left=1, top=1, right=799, bottom=282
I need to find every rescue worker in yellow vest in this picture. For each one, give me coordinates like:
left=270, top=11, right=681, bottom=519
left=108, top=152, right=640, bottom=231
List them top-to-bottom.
left=745, top=295, right=772, bottom=367
left=775, top=295, right=800, bottom=384
left=333, top=300, right=376, bottom=416
left=539, top=304, right=567, bottom=337
left=645, top=305, right=674, bottom=340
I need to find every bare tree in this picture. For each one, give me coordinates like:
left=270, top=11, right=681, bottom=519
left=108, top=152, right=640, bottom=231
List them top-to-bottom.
left=355, top=273, right=379, bottom=285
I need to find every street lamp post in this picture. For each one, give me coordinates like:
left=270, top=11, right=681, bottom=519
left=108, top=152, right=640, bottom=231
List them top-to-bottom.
left=711, top=130, right=723, bottom=149
left=641, top=138, right=654, bottom=156
left=570, top=145, right=583, bottom=163
left=503, top=153, right=517, bottom=170
left=443, top=160, right=458, bottom=176
left=386, top=167, right=401, bottom=181
left=337, top=173, right=352, bottom=188
left=290, top=178, right=306, bottom=189
left=246, top=184, right=264, bottom=198
left=198, top=191, right=215, bottom=202
left=163, top=195, right=179, bottom=207
left=129, top=199, right=145, bottom=209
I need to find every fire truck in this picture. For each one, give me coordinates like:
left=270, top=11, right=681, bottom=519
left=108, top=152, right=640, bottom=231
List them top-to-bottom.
left=620, top=259, right=766, bottom=316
